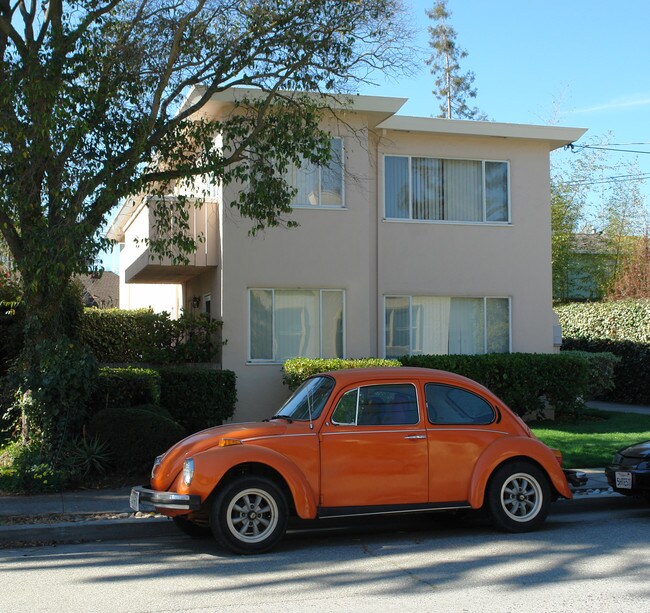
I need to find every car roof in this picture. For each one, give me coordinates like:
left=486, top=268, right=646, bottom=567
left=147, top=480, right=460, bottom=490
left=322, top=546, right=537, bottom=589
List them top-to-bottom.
left=320, top=367, right=483, bottom=388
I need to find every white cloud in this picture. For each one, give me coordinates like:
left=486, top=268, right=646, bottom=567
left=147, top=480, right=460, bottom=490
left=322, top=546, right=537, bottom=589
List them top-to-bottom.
left=572, top=95, right=650, bottom=114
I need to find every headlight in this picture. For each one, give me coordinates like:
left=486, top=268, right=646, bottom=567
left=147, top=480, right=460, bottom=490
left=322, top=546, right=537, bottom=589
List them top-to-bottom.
left=613, top=453, right=623, bottom=465
left=151, top=455, right=163, bottom=479
left=182, top=458, right=195, bottom=486
left=637, top=461, right=650, bottom=470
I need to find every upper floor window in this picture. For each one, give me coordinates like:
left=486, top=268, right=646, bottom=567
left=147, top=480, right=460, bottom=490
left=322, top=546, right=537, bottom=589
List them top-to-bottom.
left=286, top=138, right=344, bottom=208
left=384, top=156, right=509, bottom=223
left=249, top=288, right=345, bottom=362
left=385, top=296, right=510, bottom=358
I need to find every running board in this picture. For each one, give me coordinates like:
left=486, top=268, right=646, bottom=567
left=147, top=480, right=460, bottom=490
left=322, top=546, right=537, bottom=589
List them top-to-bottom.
left=318, top=501, right=471, bottom=519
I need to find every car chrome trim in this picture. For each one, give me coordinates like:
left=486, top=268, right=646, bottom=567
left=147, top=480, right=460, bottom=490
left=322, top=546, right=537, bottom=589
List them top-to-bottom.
left=321, top=429, right=427, bottom=436
left=241, top=433, right=319, bottom=443
left=130, top=486, right=202, bottom=511
left=318, top=501, right=471, bottom=519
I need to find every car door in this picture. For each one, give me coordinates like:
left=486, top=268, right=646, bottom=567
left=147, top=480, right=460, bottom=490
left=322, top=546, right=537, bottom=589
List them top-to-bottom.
left=319, top=382, right=428, bottom=509
left=424, top=382, right=506, bottom=503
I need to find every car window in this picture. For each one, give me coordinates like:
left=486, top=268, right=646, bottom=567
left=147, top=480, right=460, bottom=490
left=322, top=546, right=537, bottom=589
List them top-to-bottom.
left=274, top=376, right=335, bottom=420
left=331, top=384, right=419, bottom=425
left=425, top=384, right=495, bottom=425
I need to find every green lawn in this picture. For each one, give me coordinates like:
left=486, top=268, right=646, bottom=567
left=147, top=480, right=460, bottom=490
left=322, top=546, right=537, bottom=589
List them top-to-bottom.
left=530, top=410, right=650, bottom=468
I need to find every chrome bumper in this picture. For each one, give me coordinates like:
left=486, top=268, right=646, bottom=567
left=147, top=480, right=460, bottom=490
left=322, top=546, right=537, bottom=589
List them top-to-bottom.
left=563, top=469, right=588, bottom=488
left=130, top=486, right=202, bottom=511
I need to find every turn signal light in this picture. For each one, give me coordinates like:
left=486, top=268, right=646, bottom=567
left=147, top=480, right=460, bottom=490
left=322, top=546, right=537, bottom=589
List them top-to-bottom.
left=218, top=438, right=242, bottom=447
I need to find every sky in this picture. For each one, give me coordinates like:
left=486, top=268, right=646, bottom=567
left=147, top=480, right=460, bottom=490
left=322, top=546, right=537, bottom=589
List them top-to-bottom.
left=103, top=0, right=650, bottom=271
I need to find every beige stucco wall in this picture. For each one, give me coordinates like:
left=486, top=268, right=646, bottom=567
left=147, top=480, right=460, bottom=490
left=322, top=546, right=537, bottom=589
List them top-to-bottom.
left=215, top=121, right=555, bottom=422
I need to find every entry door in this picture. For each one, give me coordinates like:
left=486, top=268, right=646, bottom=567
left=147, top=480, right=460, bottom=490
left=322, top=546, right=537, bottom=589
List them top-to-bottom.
left=319, top=383, right=428, bottom=508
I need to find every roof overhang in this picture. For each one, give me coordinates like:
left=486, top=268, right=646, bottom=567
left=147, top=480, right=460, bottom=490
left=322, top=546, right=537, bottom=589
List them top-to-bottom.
left=376, top=115, right=587, bottom=151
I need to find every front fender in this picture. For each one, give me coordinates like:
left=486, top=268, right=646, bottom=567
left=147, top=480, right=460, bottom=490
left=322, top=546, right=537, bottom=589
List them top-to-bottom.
left=468, top=437, right=572, bottom=508
left=175, top=444, right=318, bottom=519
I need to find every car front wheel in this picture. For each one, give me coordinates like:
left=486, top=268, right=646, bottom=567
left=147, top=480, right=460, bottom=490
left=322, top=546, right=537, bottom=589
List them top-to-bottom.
left=487, top=461, right=551, bottom=532
left=210, top=476, right=288, bottom=554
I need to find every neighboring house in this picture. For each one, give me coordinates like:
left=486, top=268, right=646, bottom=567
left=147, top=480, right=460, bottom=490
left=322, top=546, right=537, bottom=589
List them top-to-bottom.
left=107, top=89, right=586, bottom=421
left=563, top=232, right=615, bottom=301
left=77, top=272, right=120, bottom=308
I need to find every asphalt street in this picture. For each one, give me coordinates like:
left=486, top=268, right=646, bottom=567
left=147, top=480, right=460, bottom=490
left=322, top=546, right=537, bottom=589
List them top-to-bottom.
left=1, top=495, right=648, bottom=613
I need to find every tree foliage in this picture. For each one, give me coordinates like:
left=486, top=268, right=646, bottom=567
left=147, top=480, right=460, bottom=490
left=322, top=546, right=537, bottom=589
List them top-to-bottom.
left=0, top=0, right=412, bottom=453
left=425, top=0, right=483, bottom=119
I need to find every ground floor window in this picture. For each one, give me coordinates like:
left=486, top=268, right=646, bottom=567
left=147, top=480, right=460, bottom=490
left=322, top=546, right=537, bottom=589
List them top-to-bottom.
left=249, top=289, right=345, bottom=362
left=384, top=296, right=510, bottom=358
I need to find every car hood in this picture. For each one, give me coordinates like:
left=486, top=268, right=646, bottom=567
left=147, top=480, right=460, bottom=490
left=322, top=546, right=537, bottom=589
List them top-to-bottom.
left=152, top=421, right=290, bottom=490
left=619, top=440, right=650, bottom=459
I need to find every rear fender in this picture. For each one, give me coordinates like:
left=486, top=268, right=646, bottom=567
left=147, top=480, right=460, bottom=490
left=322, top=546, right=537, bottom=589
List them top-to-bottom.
left=468, top=437, right=572, bottom=508
left=174, top=445, right=318, bottom=519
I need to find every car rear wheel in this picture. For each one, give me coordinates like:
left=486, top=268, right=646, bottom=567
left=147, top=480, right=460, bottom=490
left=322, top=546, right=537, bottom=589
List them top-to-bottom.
left=487, top=461, right=551, bottom=532
left=210, top=476, right=288, bottom=554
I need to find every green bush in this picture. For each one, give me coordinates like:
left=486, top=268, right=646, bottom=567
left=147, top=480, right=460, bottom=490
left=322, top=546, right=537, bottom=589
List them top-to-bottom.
left=556, top=300, right=650, bottom=342
left=80, top=308, right=223, bottom=364
left=562, top=338, right=650, bottom=404
left=561, top=350, right=620, bottom=399
left=399, top=353, right=591, bottom=418
left=282, top=358, right=401, bottom=391
left=91, top=367, right=161, bottom=412
left=158, top=367, right=237, bottom=433
left=87, top=407, right=186, bottom=472
left=0, top=440, right=68, bottom=493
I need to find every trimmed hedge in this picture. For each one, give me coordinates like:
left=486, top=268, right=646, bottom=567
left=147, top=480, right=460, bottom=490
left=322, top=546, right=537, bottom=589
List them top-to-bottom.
left=555, top=300, right=650, bottom=343
left=80, top=308, right=222, bottom=364
left=562, top=338, right=650, bottom=404
left=561, top=350, right=620, bottom=399
left=399, top=353, right=591, bottom=417
left=284, top=354, right=601, bottom=418
left=282, top=358, right=401, bottom=391
left=91, top=367, right=161, bottom=413
left=158, top=367, right=237, bottom=433
left=87, top=407, right=186, bottom=472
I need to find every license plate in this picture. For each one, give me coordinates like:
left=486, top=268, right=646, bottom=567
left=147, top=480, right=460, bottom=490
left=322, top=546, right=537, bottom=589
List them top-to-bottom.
left=615, top=471, right=633, bottom=489
left=130, top=489, right=140, bottom=511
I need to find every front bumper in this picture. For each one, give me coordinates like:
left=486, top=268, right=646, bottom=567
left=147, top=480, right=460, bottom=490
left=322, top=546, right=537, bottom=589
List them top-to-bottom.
left=604, top=466, right=650, bottom=494
left=130, top=486, right=202, bottom=512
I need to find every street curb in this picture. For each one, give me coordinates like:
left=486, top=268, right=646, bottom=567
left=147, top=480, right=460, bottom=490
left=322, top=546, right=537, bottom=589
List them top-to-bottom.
left=0, top=516, right=176, bottom=547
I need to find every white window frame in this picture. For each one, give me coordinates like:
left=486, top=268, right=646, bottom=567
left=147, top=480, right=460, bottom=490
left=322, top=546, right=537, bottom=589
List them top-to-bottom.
left=290, top=137, right=346, bottom=209
left=382, top=154, right=511, bottom=224
left=248, top=288, right=346, bottom=363
left=383, top=295, right=512, bottom=358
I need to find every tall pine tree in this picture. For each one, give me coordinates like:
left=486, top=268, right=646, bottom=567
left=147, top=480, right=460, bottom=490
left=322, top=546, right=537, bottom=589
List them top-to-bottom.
left=426, top=0, right=484, bottom=119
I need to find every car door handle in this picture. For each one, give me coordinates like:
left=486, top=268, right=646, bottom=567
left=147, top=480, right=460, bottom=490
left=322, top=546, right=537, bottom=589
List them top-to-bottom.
left=404, top=434, right=426, bottom=440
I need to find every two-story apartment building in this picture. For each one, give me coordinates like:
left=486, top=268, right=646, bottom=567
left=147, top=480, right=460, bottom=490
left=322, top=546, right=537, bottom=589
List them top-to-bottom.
left=107, top=89, right=586, bottom=421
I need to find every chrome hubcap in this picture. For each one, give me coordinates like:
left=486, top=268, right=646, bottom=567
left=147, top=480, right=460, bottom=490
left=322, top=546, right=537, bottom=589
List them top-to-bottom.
left=500, top=473, right=543, bottom=522
left=226, top=488, right=278, bottom=543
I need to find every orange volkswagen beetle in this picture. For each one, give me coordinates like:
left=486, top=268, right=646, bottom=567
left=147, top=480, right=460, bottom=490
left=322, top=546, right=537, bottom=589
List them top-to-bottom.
left=130, top=368, right=577, bottom=553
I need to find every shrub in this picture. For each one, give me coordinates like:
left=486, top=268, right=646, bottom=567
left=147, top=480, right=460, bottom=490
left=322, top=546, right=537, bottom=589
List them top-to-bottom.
left=555, top=300, right=650, bottom=343
left=81, top=308, right=223, bottom=364
left=562, top=338, right=650, bottom=404
left=561, top=350, right=620, bottom=399
left=399, top=353, right=591, bottom=418
left=282, top=358, right=401, bottom=391
left=91, top=367, right=161, bottom=413
left=158, top=367, right=237, bottom=433
left=87, top=407, right=185, bottom=472
left=0, top=440, right=68, bottom=493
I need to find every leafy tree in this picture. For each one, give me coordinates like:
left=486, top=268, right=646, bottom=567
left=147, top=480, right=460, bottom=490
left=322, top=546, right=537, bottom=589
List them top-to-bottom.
left=0, top=0, right=411, bottom=453
left=425, top=0, right=483, bottom=119
left=608, top=232, right=650, bottom=299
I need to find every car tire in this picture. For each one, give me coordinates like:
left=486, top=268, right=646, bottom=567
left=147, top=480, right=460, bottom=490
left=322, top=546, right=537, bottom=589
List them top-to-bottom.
left=487, top=461, right=551, bottom=533
left=210, top=476, right=288, bottom=554
left=173, top=516, right=212, bottom=538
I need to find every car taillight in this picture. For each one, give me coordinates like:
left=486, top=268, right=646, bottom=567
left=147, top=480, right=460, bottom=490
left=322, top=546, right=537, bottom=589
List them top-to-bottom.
left=552, top=448, right=563, bottom=466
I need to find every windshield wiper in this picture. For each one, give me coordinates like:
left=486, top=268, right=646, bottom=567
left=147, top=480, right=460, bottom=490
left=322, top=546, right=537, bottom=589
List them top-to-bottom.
left=269, top=414, right=293, bottom=423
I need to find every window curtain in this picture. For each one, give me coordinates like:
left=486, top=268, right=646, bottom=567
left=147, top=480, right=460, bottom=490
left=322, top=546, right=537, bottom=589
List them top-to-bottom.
left=385, top=157, right=410, bottom=218
left=412, top=158, right=443, bottom=220
left=444, top=160, right=483, bottom=221
left=250, top=289, right=273, bottom=360
left=274, top=290, right=319, bottom=361
left=411, top=296, right=451, bottom=354
left=448, top=298, right=484, bottom=354
left=486, top=298, right=510, bottom=353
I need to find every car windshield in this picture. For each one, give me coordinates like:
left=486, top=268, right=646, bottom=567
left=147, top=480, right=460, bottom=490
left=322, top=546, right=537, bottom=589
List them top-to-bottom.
left=272, top=376, right=335, bottom=421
